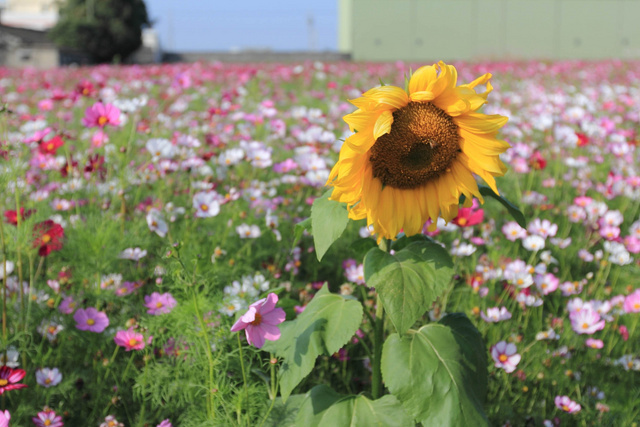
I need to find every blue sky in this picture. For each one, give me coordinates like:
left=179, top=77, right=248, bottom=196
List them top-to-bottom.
left=144, top=0, right=338, bottom=52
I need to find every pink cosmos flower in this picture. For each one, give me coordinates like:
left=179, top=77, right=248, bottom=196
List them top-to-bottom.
left=82, top=102, right=120, bottom=128
left=527, top=218, right=558, bottom=238
left=502, top=221, right=527, bottom=241
left=534, top=273, right=559, bottom=295
left=623, top=289, right=640, bottom=313
left=144, top=292, right=177, bottom=315
left=231, top=293, right=286, bottom=349
left=58, top=296, right=77, bottom=314
left=73, top=307, right=109, bottom=333
left=480, top=307, right=512, bottom=323
left=570, top=307, right=605, bottom=335
left=114, top=328, right=146, bottom=351
left=586, top=338, right=604, bottom=349
left=490, top=341, right=521, bottom=373
left=35, top=367, right=62, bottom=387
left=555, top=395, right=581, bottom=413
left=32, top=408, right=63, bottom=427
left=0, top=410, right=9, bottom=427
left=100, top=415, right=123, bottom=427
left=157, top=420, right=172, bottom=427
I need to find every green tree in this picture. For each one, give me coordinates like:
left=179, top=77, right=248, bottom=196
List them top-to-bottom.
left=50, top=0, right=150, bottom=64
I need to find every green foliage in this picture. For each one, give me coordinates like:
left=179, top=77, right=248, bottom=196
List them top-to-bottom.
left=49, top=0, right=150, bottom=63
left=478, top=185, right=526, bottom=228
left=310, top=190, right=350, bottom=261
left=364, top=240, right=454, bottom=335
left=263, top=285, right=363, bottom=400
left=382, top=314, right=488, bottom=426
left=294, top=385, right=413, bottom=426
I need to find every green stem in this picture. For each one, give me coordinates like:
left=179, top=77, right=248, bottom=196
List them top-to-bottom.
left=0, top=215, right=7, bottom=344
left=192, top=286, right=215, bottom=419
left=372, top=295, right=385, bottom=399
left=237, top=333, right=249, bottom=425
left=103, top=345, right=120, bottom=381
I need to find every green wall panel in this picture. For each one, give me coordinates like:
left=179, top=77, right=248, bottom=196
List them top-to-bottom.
left=343, top=0, right=640, bottom=61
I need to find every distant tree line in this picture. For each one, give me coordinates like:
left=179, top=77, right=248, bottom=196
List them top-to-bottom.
left=50, top=0, right=150, bottom=64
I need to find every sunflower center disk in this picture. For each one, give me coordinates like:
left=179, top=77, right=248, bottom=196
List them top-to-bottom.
left=369, top=102, right=460, bottom=189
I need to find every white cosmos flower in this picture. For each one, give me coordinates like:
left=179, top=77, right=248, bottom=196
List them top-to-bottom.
left=192, top=191, right=221, bottom=218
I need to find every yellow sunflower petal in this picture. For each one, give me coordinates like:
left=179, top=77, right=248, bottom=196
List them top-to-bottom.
left=428, top=62, right=458, bottom=100
left=408, top=64, right=438, bottom=95
left=361, top=86, right=409, bottom=110
left=409, top=91, right=436, bottom=102
left=343, top=110, right=379, bottom=132
left=373, top=110, right=393, bottom=140
left=455, top=112, right=508, bottom=134
left=344, top=128, right=376, bottom=153
left=459, top=129, right=510, bottom=156
left=457, top=151, right=501, bottom=195
left=450, top=160, right=483, bottom=203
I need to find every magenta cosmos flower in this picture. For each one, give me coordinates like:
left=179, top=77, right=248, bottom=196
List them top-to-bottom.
left=82, top=102, right=120, bottom=128
left=144, top=292, right=177, bottom=315
left=231, top=293, right=286, bottom=349
left=73, top=307, right=109, bottom=333
left=114, top=328, right=146, bottom=351
left=490, top=341, right=521, bottom=373
left=0, top=365, right=27, bottom=394
left=555, top=395, right=581, bottom=413
left=32, top=408, right=63, bottom=427
left=0, top=410, right=8, bottom=427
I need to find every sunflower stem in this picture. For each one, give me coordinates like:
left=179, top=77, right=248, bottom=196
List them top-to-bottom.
left=371, top=238, right=389, bottom=400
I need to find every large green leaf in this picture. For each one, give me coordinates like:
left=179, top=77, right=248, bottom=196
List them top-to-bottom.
left=479, top=185, right=526, bottom=228
left=311, top=189, right=349, bottom=261
left=293, top=217, right=312, bottom=247
left=364, top=241, right=453, bottom=335
left=263, top=285, right=363, bottom=400
left=381, top=313, right=488, bottom=426
left=295, top=385, right=412, bottom=427
left=263, top=394, right=307, bottom=427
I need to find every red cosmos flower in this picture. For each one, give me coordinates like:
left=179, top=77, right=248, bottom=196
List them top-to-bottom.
left=76, top=80, right=95, bottom=97
left=576, top=132, right=589, bottom=147
left=38, top=135, right=65, bottom=155
left=529, top=151, right=547, bottom=170
left=84, top=154, right=107, bottom=181
left=60, top=158, right=78, bottom=178
left=452, top=205, right=484, bottom=228
left=4, top=208, right=34, bottom=226
left=33, top=220, right=64, bottom=257
left=0, top=365, right=27, bottom=394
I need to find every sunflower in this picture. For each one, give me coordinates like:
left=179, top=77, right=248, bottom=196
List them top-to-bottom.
left=327, top=61, right=510, bottom=241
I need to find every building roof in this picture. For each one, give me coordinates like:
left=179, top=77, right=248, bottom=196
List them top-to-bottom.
left=0, top=24, right=53, bottom=46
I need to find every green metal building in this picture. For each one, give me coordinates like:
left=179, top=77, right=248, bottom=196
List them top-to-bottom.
left=338, top=0, right=640, bottom=61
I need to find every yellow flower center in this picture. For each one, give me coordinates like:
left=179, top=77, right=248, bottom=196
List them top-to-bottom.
left=369, top=102, right=460, bottom=189
left=98, top=116, right=108, bottom=126
left=47, top=142, right=54, bottom=151
left=200, top=204, right=209, bottom=211
left=458, top=217, right=467, bottom=226
left=42, top=234, right=51, bottom=244
left=156, top=302, right=163, bottom=308
left=87, top=318, right=95, bottom=326
left=582, top=322, right=589, bottom=329
left=128, top=338, right=139, bottom=347
left=498, top=354, right=508, bottom=363
left=45, top=378, right=52, bottom=384
left=0, top=379, right=7, bottom=386
left=562, top=405, right=569, bottom=412
left=44, top=420, right=52, bottom=426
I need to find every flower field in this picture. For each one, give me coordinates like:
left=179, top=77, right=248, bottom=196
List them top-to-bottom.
left=0, top=60, right=640, bottom=426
